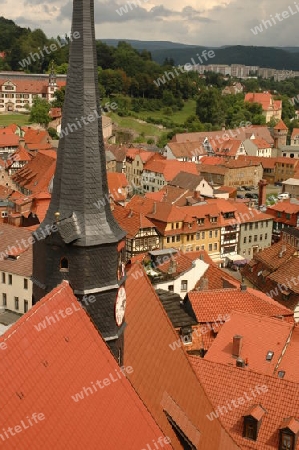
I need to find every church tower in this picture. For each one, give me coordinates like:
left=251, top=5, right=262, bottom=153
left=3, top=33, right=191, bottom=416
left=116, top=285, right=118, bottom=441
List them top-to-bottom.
left=32, top=0, right=127, bottom=363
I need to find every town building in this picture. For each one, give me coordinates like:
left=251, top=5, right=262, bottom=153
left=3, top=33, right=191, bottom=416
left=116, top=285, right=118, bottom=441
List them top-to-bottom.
left=0, top=70, right=66, bottom=112
left=244, top=92, right=282, bottom=122
left=291, top=128, right=299, bottom=146
left=243, top=137, right=272, bottom=157
left=142, top=159, right=198, bottom=192
left=198, top=159, right=263, bottom=187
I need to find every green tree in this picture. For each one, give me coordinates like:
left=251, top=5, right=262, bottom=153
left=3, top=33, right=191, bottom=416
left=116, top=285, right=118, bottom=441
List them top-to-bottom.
left=52, top=86, right=65, bottom=108
left=196, top=88, right=226, bottom=126
left=29, top=97, right=51, bottom=126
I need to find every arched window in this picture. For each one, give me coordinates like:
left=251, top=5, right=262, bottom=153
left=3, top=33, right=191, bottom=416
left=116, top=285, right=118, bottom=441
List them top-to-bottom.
left=60, top=257, right=69, bottom=272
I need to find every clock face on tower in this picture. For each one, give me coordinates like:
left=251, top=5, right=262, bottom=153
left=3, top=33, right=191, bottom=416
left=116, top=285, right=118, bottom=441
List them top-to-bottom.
left=115, top=286, right=126, bottom=326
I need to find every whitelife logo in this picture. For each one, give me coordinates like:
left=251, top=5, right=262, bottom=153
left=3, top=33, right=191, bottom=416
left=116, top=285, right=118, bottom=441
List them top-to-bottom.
left=0, top=413, right=45, bottom=443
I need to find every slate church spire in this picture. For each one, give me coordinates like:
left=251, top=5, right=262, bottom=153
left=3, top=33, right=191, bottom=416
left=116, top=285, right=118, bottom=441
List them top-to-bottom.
left=32, top=0, right=127, bottom=363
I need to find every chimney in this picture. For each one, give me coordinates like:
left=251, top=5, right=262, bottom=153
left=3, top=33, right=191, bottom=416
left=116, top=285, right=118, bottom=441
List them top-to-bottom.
left=258, top=179, right=268, bottom=207
left=240, top=283, right=247, bottom=291
left=232, top=335, right=243, bottom=358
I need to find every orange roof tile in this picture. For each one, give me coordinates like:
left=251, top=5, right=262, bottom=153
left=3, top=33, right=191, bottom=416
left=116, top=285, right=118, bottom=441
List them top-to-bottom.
left=274, top=119, right=288, bottom=130
left=143, top=160, right=198, bottom=182
left=107, top=172, right=129, bottom=202
left=124, top=264, right=239, bottom=449
left=0, top=281, right=169, bottom=449
left=188, top=287, right=293, bottom=324
left=205, top=311, right=293, bottom=375
left=189, top=355, right=299, bottom=449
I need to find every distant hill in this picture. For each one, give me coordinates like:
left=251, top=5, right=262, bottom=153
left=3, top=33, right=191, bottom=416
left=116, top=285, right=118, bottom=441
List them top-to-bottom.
left=100, top=39, right=299, bottom=71
left=100, top=39, right=198, bottom=51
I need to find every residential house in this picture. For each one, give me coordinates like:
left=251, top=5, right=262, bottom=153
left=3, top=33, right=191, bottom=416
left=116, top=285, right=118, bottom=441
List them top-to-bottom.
left=0, top=71, right=66, bottom=112
left=222, top=82, right=243, bottom=95
left=245, top=92, right=282, bottom=121
left=291, top=128, right=299, bottom=146
left=0, top=131, right=19, bottom=159
left=243, top=138, right=272, bottom=157
left=214, top=139, right=246, bottom=160
left=164, top=140, right=208, bottom=162
left=107, top=144, right=127, bottom=173
left=5, top=145, right=32, bottom=176
left=279, top=145, right=299, bottom=158
left=125, top=148, right=163, bottom=190
left=105, top=149, right=116, bottom=172
left=238, top=155, right=276, bottom=184
left=274, top=157, right=299, bottom=183
left=142, top=159, right=198, bottom=192
left=198, top=159, right=263, bottom=187
left=170, top=172, right=214, bottom=197
left=282, top=178, right=299, bottom=197
left=266, top=198, right=299, bottom=235
left=229, top=203, right=273, bottom=259
left=112, top=204, right=159, bottom=260
left=0, top=224, right=33, bottom=314
left=242, top=241, right=299, bottom=319
left=143, top=248, right=210, bottom=298
left=186, top=286, right=293, bottom=353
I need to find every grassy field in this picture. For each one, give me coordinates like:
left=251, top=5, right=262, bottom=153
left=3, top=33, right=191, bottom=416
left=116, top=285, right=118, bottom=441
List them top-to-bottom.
left=136, top=99, right=196, bottom=125
left=109, top=112, right=170, bottom=140
left=0, top=114, right=30, bottom=127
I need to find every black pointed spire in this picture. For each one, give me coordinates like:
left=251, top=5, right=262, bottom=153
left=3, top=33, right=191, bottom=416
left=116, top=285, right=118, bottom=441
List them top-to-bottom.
left=33, top=0, right=127, bottom=362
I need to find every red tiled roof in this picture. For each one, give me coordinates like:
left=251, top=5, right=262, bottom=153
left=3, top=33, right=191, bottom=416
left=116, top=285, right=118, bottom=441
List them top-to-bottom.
left=0, top=78, right=66, bottom=95
left=245, top=92, right=282, bottom=112
left=274, top=119, right=288, bottom=130
left=23, top=128, right=51, bottom=145
left=291, top=128, right=299, bottom=139
left=0, top=133, right=19, bottom=148
left=251, top=138, right=271, bottom=149
left=215, top=139, right=242, bottom=157
left=167, top=141, right=207, bottom=159
left=12, top=151, right=56, bottom=194
left=238, top=155, right=275, bottom=169
left=143, top=160, right=198, bottom=182
left=107, top=172, right=129, bottom=202
left=267, top=199, right=299, bottom=215
left=113, top=205, right=156, bottom=239
left=0, top=223, right=33, bottom=276
left=254, top=241, right=295, bottom=270
left=268, top=256, right=299, bottom=293
left=193, top=263, right=240, bottom=291
left=124, top=264, right=239, bottom=449
left=0, top=281, right=169, bottom=449
left=188, top=287, right=293, bottom=324
left=205, top=311, right=293, bottom=375
left=277, top=326, right=299, bottom=382
left=189, top=356, right=299, bottom=449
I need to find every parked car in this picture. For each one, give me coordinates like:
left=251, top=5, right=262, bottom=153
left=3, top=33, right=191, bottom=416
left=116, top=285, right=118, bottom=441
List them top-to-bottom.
left=274, top=181, right=283, bottom=186
left=242, top=186, right=251, bottom=191
left=277, top=192, right=290, bottom=200
left=245, top=193, right=254, bottom=198
left=251, top=193, right=258, bottom=199
left=237, top=194, right=245, bottom=199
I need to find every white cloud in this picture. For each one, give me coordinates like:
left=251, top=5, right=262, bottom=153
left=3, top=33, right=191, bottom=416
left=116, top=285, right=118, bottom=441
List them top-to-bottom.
left=1, top=0, right=298, bottom=46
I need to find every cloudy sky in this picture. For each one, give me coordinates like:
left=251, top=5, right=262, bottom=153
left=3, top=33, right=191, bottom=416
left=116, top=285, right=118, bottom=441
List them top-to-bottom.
left=2, top=0, right=299, bottom=47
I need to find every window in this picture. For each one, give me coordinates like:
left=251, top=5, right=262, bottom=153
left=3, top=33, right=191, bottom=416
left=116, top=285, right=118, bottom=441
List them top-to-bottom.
left=1, top=211, right=7, bottom=218
left=286, top=214, right=291, bottom=220
left=266, top=221, right=268, bottom=227
left=261, top=222, right=263, bottom=228
left=176, top=223, right=179, bottom=229
left=249, top=223, right=253, bottom=230
left=255, top=223, right=258, bottom=229
left=245, top=224, right=248, bottom=231
left=215, top=230, right=218, bottom=237
left=209, top=231, right=212, bottom=238
left=201, top=232, right=205, bottom=239
left=196, top=233, right=200, bottom=240
left=265, top=233, right=268, bottom=240
left=260, top=234, right=263, bottom=241
left=176, top=235, right=181, bottom=242
left=254, top=235, right=257, bottom=242
left=172, top=236, right=175, bottom=243
left=249, top=236, right=252, bottom=243
left=167, top=237, right=170, bottom=244
left=244, top=237, right=246, bottom=244
left=214, top=243, right=217, bottom=250
left=209, top=244, right=212, bottom=251
left=201, top=245, right=205, bottom=250
left=2, top=273, right=5, bottom=284
left=8, top=274, right=12, bottom=285
left=24, top=278, right=28, bottom=289
left=181, top=280, right=188, bottom=292
left=168, top=285, right=174, bottom=292
left=2, top=293, right=6, bottom=307
left=14, top=297, right=19, bottom=310
left=24, top=300, right=28, bottom=313
left=243, top=417, right=257, bottom=441
left=280, top=433, right=294, bottom=450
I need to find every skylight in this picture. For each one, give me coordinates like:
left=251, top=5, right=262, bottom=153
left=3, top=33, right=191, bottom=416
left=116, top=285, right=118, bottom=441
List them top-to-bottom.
left=266, top=351, right=274, bottom=361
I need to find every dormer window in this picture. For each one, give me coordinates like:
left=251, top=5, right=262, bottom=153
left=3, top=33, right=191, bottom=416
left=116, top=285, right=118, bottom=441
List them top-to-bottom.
left=210, top=216, right=217, bottom=223
left=197, top=218, right=204, bottom=225
left=60, top=257, right=69, bottom=272
left=243, top=405, right=266, bottom=441
left=279, top=417, right=299, bottom=450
